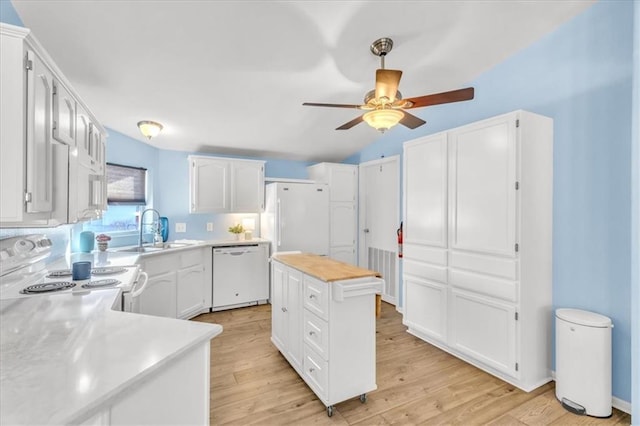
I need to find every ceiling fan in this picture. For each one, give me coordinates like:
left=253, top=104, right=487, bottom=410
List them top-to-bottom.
left=303, top=38, right=474, bottom=132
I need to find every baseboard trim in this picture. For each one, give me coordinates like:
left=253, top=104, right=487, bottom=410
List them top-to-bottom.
left=550, top=371, right=631, bottom=414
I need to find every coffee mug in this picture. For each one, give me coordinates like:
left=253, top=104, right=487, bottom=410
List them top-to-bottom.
left=72, top=261, right=92, bottom=280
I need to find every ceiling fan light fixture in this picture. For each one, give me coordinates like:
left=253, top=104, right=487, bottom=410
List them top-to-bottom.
left=363, top=109, right=404, bottom=132
left=137, top=120, right=163, bottom=140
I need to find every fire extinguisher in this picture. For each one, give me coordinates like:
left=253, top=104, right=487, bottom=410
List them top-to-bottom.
left=397, top=222, right=403, bottom=258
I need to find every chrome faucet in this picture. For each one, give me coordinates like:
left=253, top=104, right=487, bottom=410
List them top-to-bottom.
left=138, top=208, right=161, bottom=249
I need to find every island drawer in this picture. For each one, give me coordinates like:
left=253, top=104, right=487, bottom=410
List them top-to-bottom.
left=303, top=275, right=329, bottom=321
left=303, top=309, right=329, bottom=360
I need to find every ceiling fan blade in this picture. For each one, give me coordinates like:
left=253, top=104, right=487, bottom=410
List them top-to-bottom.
left=375, top=69, right=402, bottom=102
left=404, top=87, right=474, bottom=109
left=303, top=102, right=362, bottom=109
left=399, top=111, right=426, bottom=129
left=336, top=115, right=364, bottom=130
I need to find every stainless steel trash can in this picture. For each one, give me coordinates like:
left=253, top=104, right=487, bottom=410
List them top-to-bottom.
left=555, top=308, right=613, bottom=417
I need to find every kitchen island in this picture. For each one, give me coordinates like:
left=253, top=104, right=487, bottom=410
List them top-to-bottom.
left=270, top=253, right=383, bottom=416
left=0, top=288, right=222, bottom=425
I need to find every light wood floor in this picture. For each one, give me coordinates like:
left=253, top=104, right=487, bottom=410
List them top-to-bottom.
left=193, top=302, right=630, bottom=425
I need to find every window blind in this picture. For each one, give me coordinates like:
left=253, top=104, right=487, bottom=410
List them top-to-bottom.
left=106, top=163, right=147, bottom=205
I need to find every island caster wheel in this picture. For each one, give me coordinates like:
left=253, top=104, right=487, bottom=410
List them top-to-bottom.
left=360, top=393, right=367, bottom=403
left=327, top=405, right=334, bottom=417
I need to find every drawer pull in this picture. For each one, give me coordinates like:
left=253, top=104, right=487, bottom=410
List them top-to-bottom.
left=309, top=294, right=317, bottom=299
left=309, top=331, right=316, bottom=336
left=309, top=367, right=315, bottom=373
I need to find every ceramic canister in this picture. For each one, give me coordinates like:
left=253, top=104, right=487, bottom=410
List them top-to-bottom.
left=79, top=231, right=95, bottom=253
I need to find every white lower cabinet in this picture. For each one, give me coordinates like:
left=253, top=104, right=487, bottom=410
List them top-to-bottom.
left=137, top=247, right=211, bottom=319
left=271, top=258, right=382, bottom=416
left=139, top=270, right=177, bottom=318
left=403, top=276, right=447, bottom=344
left=78, top=342, right=211, bottom=426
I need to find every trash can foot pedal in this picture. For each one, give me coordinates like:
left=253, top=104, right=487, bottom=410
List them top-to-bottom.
left=561, top=398, right=586, bottom=415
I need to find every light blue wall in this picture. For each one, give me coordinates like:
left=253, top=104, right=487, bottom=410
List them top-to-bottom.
left=0, top=0, right=23, bottom=26
left=346, top=1, right=635, bottom=406
left=631, top=1, right=639, bottom=422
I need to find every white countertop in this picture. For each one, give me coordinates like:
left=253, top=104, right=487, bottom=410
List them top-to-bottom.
left=70, top=238, right=271, bottom=267
left=0, top=289, right=222, bottom=425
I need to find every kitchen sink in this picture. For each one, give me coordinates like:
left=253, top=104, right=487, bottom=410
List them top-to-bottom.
left=115, top=242, right=192, bottom=253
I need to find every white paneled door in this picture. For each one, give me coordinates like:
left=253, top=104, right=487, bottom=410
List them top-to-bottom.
left=358, top=156, right=399, bottom=305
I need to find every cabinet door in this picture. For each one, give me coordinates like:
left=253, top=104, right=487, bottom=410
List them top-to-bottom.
left=25, top=50, right=54, bottom=214
left=52, top=79, right=75, bottom=145
left=75, top=104, right=92, bottom=167
left=449, top=116, right=517, bottom=257
left=88, top=124, right=104, bottom=173
left=404, top=133, right=447, bottom=247
left=189, top=157, right=229, bottom=213
left=231, top=160, right=264, bottom=212
left=328, top=165, right=357, bottom=202
left=330, top=202, right=356, bottom=247
left=271, top=262, right=287, bottom=351
left=177, top=264, right=205, bottom=319
left=286, top=269, right=303, bottom=370
left=138, top=270, right=177, bottom=318
left=403, top=276, right=447, bottom=343
left=449, top=289, right=517, bottom=377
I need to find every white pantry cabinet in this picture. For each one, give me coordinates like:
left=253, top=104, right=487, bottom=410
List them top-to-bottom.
left=0, top=23, right=106, bottom=227
left=402, top=110, right=553, bottom=392
left=188, top=155, right=265, bottom=213
left=307, top=162, right=358, bottom=264
left=137, top=247, right=211, bottom=319
left=271, top=254, right=382, bottom=416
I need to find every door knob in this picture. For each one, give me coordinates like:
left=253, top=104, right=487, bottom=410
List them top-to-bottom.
left=363, top=228, right=370, bottom=233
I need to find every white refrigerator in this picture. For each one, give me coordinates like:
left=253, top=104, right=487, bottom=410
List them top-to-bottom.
left=261, top=182, right=329, bottom=255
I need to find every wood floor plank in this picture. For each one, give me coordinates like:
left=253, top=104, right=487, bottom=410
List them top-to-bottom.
left=195, top=302, right=630, bottom=426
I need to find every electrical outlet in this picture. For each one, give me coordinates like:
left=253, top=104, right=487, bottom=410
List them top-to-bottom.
left=175, top=222, right=187, bottom=233
left=206, top=223, right=214, bottom=232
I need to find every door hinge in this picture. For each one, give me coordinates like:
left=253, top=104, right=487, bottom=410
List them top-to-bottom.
left=25, top=59, right=33, bottom=71
left=52, top=84, right=57, bottom=95
left=516, top=119, right=520, bottom=128
left=53, top=120, right=57, bottom=130
left=515, top=181, right=519, bottom=190
left=24, top=192, right=32, bottom=203
left=515, top=243, right=519, bottom=252
left=515, top=312, right=519, bottom=321
left=515, top=363, right=519, bottom=371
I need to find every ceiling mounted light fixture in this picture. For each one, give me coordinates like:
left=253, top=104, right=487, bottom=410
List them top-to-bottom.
left=362, top=108, right=404, bottom=132
left=137, top=120, right=163, bottom=140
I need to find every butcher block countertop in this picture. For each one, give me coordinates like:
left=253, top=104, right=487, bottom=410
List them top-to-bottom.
left=273, top=253, right=381, bottom=282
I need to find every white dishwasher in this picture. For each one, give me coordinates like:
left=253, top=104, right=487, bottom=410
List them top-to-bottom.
left=213, top=244, right=269, bottom=311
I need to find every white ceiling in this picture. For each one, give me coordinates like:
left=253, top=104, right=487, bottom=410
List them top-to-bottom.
left=12, top=0, right=594, bottom=162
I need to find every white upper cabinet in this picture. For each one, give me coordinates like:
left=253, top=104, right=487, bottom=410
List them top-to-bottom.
left=0, top=23, right=106, bottom=227
left=25, top=50, right=55, bottom=215
left=52, top=78, right=75, bottom=146
left=448, top=115, right=517, bottom=257
left=404, top=133, right=448, bottom=248
left=189, top=155, right=265, bottom=214
left=190, top=157, right=229, bottom=213
left=232, top=159, right=265, bottom=212
left=308, top=162, right=357, bottom=202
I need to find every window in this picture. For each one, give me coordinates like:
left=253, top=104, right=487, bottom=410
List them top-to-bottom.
left=83, top=163, right=147, bottom=234
left=107, top=163, right=147, bottom=205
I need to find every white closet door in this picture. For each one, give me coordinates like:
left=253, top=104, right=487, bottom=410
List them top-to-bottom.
left=449, top=116, right=517, bottom=257
left=404, top=133, right=448, bottom=248
left=330, top=202, right=356, bottom=247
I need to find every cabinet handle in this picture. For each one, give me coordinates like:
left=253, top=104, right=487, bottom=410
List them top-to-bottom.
left=309, top=294, right=316, bottom=299
left=282, top=307, right=287, bottom=312
left=309, top=331, right=315, bottom=336
left=309, top=367, right=315, bottom=373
